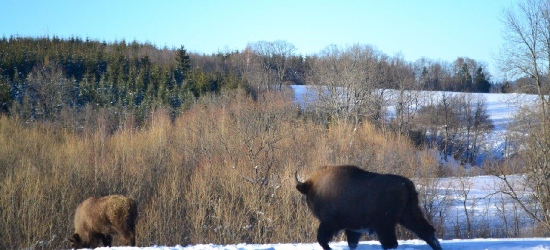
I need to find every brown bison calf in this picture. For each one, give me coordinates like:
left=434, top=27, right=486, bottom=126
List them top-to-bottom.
left=296, top=165, right=442, bottom=250
left=68, top=195, right=137, bottom=249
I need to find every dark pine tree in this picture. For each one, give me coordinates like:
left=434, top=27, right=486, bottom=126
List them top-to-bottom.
left=175, top=45, right=191, bottom=86
left=473, top=66, right=491, bottom=93
left=0, top=76, right=11, bottom=113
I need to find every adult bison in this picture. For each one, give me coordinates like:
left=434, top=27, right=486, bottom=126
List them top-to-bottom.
left=295, top=165, right=442, bottom=250
left=68, top=195, right=137, bottom=249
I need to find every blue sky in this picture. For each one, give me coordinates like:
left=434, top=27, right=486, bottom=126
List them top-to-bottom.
left=1, top=0, right=516, bottom=80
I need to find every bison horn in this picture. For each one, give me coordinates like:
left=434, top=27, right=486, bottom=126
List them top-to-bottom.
left=295, top=170, right=310, bottom=194
left=295, top=171, right=302, bottom=184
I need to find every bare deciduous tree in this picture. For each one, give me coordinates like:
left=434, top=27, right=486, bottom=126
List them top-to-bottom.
left=497, top=0, right=550, bottom=232
left=247, top=40, right=297, bottom=91
left=306, top=44, right=387, bottom=126
left=389, top=54, right=420, bottom=135
left=18, top=63, right=73, bottom=121
left=457, top=94, right=493, bottom=164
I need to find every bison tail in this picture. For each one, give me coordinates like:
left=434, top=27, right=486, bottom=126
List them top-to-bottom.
left=295, top=171, right=310, bottom=194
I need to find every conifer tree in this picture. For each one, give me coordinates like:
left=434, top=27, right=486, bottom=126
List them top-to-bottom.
left=175, top=45, right=191, bottom=86
left=473, top=66, right=491, bottom=93
left=0, top=76, right=11, bottom=113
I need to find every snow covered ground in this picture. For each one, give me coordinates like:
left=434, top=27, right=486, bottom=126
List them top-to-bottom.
left=432, top=175, right=537, bottom=239
left=94, top=238, right=550, bottom=250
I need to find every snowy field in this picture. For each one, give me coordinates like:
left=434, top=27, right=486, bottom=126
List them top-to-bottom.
left=88, top=87, right=550, bottom=249
left=432, top=175, right=536, bottom=239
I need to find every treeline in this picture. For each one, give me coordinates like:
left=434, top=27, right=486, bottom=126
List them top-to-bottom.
left=0, top=37, right=496, bottom=126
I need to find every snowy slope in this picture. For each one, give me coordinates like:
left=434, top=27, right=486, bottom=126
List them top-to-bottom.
left=290, top=85, right=539, bottom=162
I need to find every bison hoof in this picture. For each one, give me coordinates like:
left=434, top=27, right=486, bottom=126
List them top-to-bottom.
left=382, top=242, right=398, bottom=250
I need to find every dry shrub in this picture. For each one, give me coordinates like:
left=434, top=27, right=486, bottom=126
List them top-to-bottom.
left=0, top=90, right=438, bottom=249
left=0, top=117, right=88, bottom=249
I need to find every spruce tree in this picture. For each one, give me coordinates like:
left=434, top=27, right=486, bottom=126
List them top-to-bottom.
left=175, top=45, right=191, bottom=86
left=473, top=66, right=491, bottom=93
left=0, top=76, right=11, bottom=113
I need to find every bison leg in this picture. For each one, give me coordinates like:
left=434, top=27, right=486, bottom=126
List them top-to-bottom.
left=398, top=207, right=441, bottom=250
left=400, top=218, right=441, bottom=250
left=317, top=222, right=338, bottom=250
left=373, top=223, right=398, bottom=250
left=114, top=224, right=136, bottom=246
left=116, top=230, right=136, bottom=246
left=345, top=230, right=361, bottom=249
left=121, top=232, right=136, bottom=246
left=68, top=233, right=85, bottom=249
left=88, top=233, right=104, bottom=248
left=99, top=234, right=112, bottom=247
left=423, top=234, right=442, bottom=250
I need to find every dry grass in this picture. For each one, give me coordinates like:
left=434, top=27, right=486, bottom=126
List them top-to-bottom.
left=0, top=90, right=440, bottom=249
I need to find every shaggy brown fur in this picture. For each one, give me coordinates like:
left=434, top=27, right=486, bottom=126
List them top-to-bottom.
left=296, top=165, right=441, bottom=250
left=68, top=195, right=137, bottom=249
